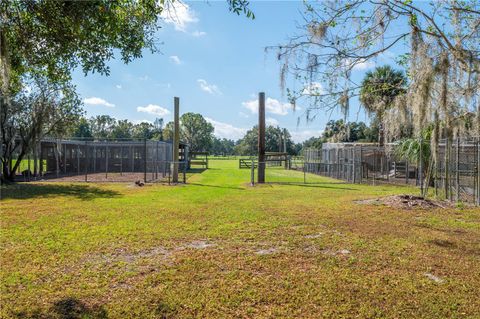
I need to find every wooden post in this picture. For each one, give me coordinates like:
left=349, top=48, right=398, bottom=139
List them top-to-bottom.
left=258, top=92, right=266, bottom=183
left=172, top=97, right=180, bottom=183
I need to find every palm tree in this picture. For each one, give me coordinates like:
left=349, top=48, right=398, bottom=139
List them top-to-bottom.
left=359, top=65, right=407, bottom=146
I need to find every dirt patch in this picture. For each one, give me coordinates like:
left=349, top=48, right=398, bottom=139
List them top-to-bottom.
left=355, top=195, right=452, bottom=209
left=304, top=233, right=323, bottom=239
left=184, top=240, right=216, bottom=250
left=88, top=246, right=171, bottom=265
left=255, top=248, right=278, bottom=255
left=320, top=248, right=351, bottom=256
left=424, top=273, right=444, bottom=283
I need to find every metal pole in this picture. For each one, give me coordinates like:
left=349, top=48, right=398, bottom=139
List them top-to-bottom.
left=258, top=92, right=266, bottom=183
left=172, top=97, right=180, bottom=183
left=419, top=137, right=423, bottom=196
left=445, top=137, right=450, bottom=200
left=456, top=137, right=460, bottom=202
left=477, top=137, right=480, bottom=206
left=144, top=138, right=147, bottom=183
left=55, top=141, right=59, bottom=178
left=85, top=141, right=88, bottom=182
left=156, top=141, right=159, bottom=180
left=39, top=142, right=44, bottom=177
left=63, top=143, right=67, bottom=174
left=77, top=144, right=80, bottom=175
left=352, top=144, right=357, bottom=184
left=105, top=145, right=108, bottom=179
left=120, top=145, right=123, bottom=176
left=359, top=145, right=363, bottom=183
left=434, top=145, right=438, bottom=198
left=93, top=146, right=96, bottom=173
left=130, top=146, right=134, bottom=172
left=27, top=153, right=31, bottom=181
left=250, top=159, right=255, bottom=186
left=303, top=160, right=306, bottom=184
left=406, top=160, right=409, bottom=185
left=183, top=161, right=186, bottom=184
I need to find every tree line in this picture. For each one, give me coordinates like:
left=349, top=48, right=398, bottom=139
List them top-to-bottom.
left=68, top=112, right=382, bottom=156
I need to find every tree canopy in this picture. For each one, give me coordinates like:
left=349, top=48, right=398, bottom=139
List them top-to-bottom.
left=0, top=0, right=253, bottom=181
left=275, top=1, right=479, bottom=140
left=234, top=125, right=297, bottom=156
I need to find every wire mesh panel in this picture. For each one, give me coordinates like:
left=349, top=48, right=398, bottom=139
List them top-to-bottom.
left=24, top=138, right=188, bottom=183
left=435, top=138, right=479, bottom=204
left=302, top=139, right=480, bottom=205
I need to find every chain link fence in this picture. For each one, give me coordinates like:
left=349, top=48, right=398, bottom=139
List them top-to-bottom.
left=6, top=138, right=189, bottom=183
left=303, top=139, right=480, bottom=205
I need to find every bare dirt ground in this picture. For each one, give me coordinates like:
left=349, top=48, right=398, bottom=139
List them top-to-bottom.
left=355, top=194, right=455, bottom=209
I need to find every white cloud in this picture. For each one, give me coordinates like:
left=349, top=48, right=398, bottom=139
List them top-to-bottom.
left=161, top=1, right=198, bottom=32
left=192, top=30, right=206, bottom=37
left=169, top=55, right=182, bottom=65
left=343, top=58, right=376, bottom=71
left=353, top=59, right=375, bottom=70
left=139, top=75, right=150, bottom=81
left=197, top=79, right=222, bottom=95
left=302, top=82, right=324, bottom=95
left=115, top=84, right=122, bottom=89
left=83, top=97, right=115, bottom=108
left=242, top=97, right=294, bottom=116
left=136, top=104, right=170, bottom=116
left=205, top=117, right=247, bottom=140
left=266, top=117, right=279, bottom=126
left=133, top=119, right=153, bottom=125
left=290, top=130, right=324, bottom=143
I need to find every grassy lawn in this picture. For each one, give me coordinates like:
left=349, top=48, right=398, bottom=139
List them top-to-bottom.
left=1, top=160, right=479, bottom=318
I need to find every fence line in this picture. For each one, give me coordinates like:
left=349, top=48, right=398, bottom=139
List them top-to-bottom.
left=6, top=138, right=189, bottom=183
left=303, top=138, right=480, bottom=205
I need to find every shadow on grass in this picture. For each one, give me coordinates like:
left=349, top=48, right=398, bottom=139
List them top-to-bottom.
left=187, top=168, right=207, bottom=174
left=265, top=181, right=359, bottom=191
left=188, top=182, right=245, bottom=190
left=1, top=183, right=120, bottom=201
left=13, top=297, right=108, bottom=319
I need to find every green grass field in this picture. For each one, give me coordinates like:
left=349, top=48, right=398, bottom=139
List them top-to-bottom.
left=1, top=160, right=479, bottom=318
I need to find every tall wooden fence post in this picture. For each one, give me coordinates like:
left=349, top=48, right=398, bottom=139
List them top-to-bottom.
left=258, top=92, right=265, bottom=183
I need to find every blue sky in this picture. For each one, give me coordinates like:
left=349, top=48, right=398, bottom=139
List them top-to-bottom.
left=73, top=1, right=399, bottom=143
